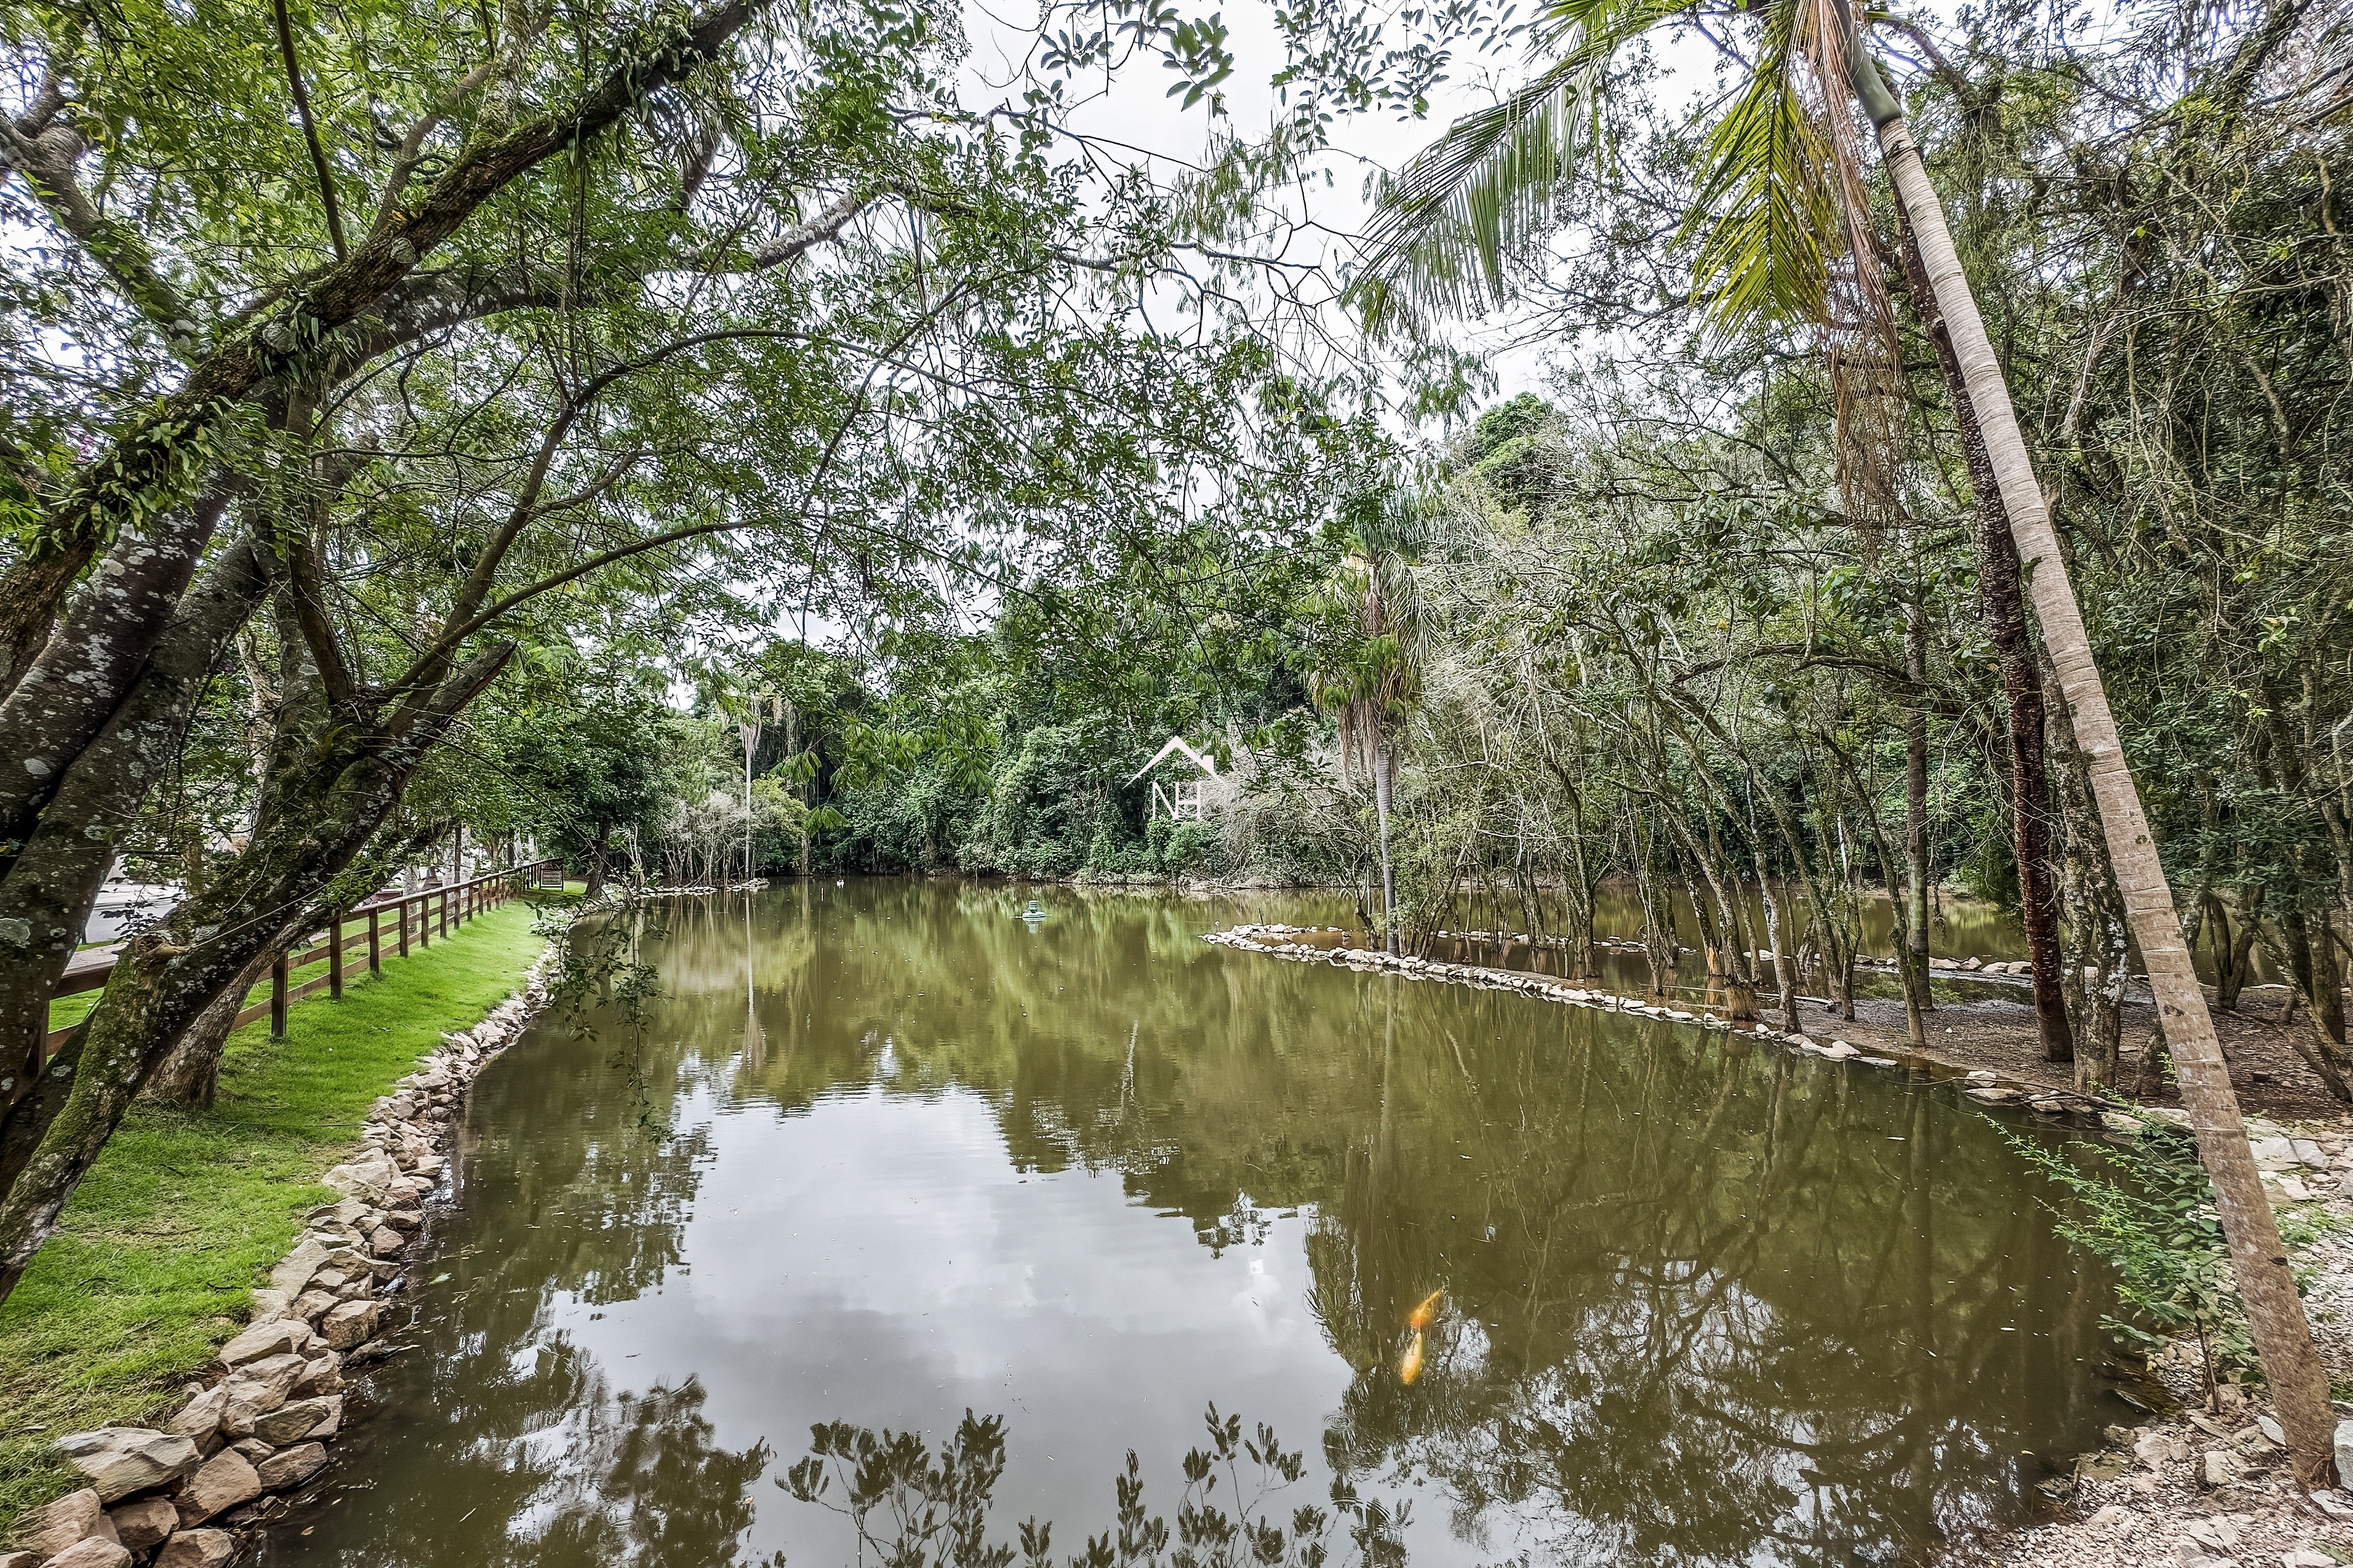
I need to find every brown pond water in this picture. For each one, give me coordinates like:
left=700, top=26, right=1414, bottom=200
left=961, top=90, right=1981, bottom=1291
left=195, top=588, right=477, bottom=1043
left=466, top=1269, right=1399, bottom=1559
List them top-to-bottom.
left=260, top=879, right=2140, bottom=1567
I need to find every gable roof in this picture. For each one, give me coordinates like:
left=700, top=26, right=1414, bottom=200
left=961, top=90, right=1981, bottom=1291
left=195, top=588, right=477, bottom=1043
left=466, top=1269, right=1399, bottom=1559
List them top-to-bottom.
left=1127, top=735, right=1217, bottom=785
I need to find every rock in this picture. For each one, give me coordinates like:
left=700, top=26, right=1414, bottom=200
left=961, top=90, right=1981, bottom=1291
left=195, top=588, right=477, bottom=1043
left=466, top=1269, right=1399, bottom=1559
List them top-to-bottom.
left=1822, top=1040, right=1859, bottom=1060
left=1966, top=1069, right=1999, bottom=1084
left=1965, top=1087, right=2024, bottom=1105
left=2250, top=1137, right=2301, bottom=1171
left=2293, top=1139, right=2330, bottom=1170
left=322, top=1149, right=400, bottom=1203
left=2277, top=1175, right=2314, bottom=1202
left=383, top=1209, right=423, bottom=1234
left=368, top=1225, right=404, bottom=1258
left=268, top=1235, right=333, bottom=1295
left=248, top=1286, right=292, bottom=1321
left=291, top=1287, right=338, bottom=1322
left=320, top=1298, right=382, bottom=1349
left=217, top=1318, right=308, bottom=1368
left=224, top=1351, right=304, bottom=1410
left=292, top=1354, right=343, bottom=1398
left=165, top=1385, right=230, bottom=1444
left=253, top=1396, right=340, bottom=1445
left=2258, top=1414, right=2285, bottom=1446
left=2334, top=1419, right=2353, bottom=1485
left=54, top=1427, right=201, bottom=1502
left=2136, top=1430, right=2191, bottom=1466
left=229, top=1436, right=275, bottom=1462
left=256, top=1441, right=328, bottom=1492
left=174, top=1448, right=260, bottom=1526
left=2202, top=1448, right=2246, bottom=1486
left=25, top=1489, right=118, bottom=1557
left=2313, top=1489, right=2353, bottom=1520
left=218, top=1493, right=289, bottom=1528
left=106, top=1494, right=179, bottom=1553
left=2086, top=1504, right=2131, bottom=1526
left=2188, top=1517, right=2242, bottom=1549
left=153, top=1530, right=238, bottom=1568
left=43, top=1541, right=131, bottom=1568
left=2284, top=1551, right=2336, bottom=1567
left=0, top=1552, right=36, bottom=1568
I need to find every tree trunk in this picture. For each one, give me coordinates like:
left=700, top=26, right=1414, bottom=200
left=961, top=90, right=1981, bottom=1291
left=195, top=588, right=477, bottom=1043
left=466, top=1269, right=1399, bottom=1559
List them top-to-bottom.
left=1872, top=97, right=2340, bottom=1489
left=1891, top=207, right=2072, bottom=1061
left=0, top=539, right=270, bottom=1107
left=1900, top=600, right=1935, bottom=1048
left=0, top=644, right=512, bottom=1308
left=2043, top=662, right=2132, bottom=1090
left=1373, top=738, right=1399, bottom=955
left=1628, top=811, right=1678, bottom=994
left=585, top=830, right=610, bottom=900
left=1758, top=875, right=1802, bottom=1033
left=2204, top=886, right=2261, bottom=1012
left=2279, top=908, right=2353, bottom=1085
left=145, top=950, right=276, bottom=1108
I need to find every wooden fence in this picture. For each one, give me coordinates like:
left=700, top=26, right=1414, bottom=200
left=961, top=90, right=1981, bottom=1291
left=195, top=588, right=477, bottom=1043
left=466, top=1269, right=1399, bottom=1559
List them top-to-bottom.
left=40, top=859, right=567, bottom=1066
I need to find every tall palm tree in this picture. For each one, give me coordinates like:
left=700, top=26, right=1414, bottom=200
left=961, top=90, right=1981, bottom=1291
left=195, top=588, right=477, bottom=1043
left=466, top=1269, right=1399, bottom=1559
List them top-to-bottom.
left=1352, top=0, right=2340, bottom=1484
left=1308, top=509, right=1426, bottom=955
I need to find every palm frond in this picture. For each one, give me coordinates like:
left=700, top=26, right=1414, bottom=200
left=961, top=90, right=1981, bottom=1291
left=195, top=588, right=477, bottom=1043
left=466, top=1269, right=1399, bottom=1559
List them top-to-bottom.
left=1349, top=0, right=1688, bottom=329
left=1677, top=37, right=1839, bottom=337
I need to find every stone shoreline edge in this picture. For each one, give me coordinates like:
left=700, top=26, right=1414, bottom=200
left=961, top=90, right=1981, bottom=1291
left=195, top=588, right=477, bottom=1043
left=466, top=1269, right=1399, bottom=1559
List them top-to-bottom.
left=1202, top=922, right=2127, bottom=1123
left=1206, top=922, right=2353, bottom=1567
left=10, top=940, right=564, bottom=1568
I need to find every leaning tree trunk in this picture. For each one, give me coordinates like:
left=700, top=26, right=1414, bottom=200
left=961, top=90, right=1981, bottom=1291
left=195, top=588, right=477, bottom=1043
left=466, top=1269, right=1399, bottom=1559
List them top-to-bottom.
left=1864, top=69, right=2341, bottom=1488
left=0, top=539, right=270, bottom=1114
left=0, top=645, right=512, bottom=1308
left=146, top=950, right=278, bottom=1108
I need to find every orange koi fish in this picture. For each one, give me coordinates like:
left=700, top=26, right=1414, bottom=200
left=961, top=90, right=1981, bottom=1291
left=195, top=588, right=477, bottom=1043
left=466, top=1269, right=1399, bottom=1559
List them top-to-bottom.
left=1408, top=1288, right=1444, bottom=1330
left=1399, top=1330, right=1426, bottom=1385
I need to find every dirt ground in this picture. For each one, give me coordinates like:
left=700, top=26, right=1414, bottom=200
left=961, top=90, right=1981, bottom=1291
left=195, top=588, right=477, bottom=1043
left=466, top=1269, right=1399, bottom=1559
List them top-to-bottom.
left=1770, top=965, right=2346, bottom=1121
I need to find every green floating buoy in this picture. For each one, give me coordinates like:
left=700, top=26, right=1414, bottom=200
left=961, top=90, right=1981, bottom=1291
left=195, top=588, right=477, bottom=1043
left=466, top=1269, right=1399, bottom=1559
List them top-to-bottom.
left=1021, top=900, right=1047, bottom=921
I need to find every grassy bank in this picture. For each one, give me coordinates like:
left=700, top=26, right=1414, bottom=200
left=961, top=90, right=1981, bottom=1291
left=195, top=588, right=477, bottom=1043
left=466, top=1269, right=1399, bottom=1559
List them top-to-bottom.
left=1, top=899, right=553, bottom=1532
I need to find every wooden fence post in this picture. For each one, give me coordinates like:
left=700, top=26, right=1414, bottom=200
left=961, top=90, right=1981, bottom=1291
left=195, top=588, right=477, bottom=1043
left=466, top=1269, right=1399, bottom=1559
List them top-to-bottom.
left=400, top=897, right=412, bottom=956
left=368, top=907, right=382, bottom=974
left=329, top=916, right=343, bottom=1000
left=270, top=952, right=289, bottom=1039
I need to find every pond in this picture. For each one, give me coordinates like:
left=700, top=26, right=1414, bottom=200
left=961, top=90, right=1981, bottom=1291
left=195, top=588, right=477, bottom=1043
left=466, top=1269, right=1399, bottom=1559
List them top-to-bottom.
left=262, top=879, right=2136, bottom=1567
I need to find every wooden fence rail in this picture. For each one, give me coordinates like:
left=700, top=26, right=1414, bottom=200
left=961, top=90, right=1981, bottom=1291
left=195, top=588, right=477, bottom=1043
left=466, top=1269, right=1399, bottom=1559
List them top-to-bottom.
left=40, top=859, right=567, bottom=1066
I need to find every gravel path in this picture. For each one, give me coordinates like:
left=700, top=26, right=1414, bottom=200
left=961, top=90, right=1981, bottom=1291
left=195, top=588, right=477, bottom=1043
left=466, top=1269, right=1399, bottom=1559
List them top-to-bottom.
left=1982, top=1122, right=2353, bottom=1568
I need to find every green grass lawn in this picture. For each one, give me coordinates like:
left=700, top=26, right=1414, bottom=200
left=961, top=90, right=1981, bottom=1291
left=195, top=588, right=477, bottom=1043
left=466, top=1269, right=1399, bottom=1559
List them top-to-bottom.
left=1, top=899, right=553, bottom=1535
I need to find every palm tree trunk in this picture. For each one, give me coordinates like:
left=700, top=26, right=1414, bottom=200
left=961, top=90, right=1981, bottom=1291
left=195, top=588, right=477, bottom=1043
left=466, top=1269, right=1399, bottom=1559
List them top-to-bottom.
left=1867, top=92, right=2340, bottom=1488
left=1373, top=735, right=1399, bottom=955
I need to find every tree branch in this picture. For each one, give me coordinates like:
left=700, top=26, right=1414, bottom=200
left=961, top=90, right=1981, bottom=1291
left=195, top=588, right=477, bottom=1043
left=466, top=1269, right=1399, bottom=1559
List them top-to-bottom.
left=273, top=0, right=350, bottom=259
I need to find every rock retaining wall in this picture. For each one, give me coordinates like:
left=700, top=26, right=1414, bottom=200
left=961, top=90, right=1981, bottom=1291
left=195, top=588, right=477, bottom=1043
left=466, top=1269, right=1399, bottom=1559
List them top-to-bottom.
left=8, top=946, right=560, bottom=1568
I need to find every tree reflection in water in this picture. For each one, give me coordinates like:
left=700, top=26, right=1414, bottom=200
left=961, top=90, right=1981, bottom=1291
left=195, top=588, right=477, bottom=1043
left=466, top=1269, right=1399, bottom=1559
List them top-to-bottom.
left=267, top=882, right=2123, bottom=1568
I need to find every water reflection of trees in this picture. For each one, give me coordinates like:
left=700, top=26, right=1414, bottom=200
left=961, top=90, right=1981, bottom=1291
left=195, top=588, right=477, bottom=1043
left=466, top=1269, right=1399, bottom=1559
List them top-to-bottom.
left=617, top=882, right=2119, bottom=1566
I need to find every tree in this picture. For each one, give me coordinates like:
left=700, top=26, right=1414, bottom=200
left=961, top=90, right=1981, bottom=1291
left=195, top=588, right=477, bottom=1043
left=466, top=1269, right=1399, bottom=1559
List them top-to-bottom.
left=0, top=0, right=1370, bottom=1303
left=1350, top=0, right=2340, bottom=1482
left=1303, top=503, right=1426, bottom=955
left=505, top=703, right=679, bottom=898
